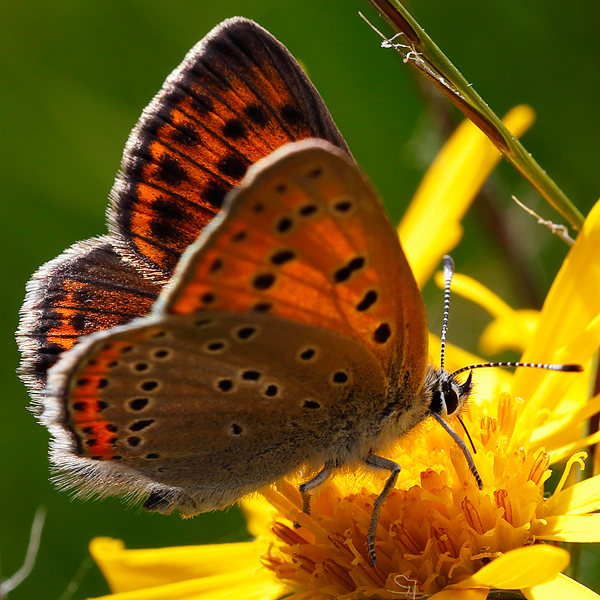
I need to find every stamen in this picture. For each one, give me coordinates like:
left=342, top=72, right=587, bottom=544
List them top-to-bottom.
left=496, top=392, right=513, bottom=429
left=480, top=415, right=498, bottom=446
left=528, top=451, right=550, bottom=485
left=494, top=489, right=513, bottom=525
left=461, top=497, right=485, bottom=534
left=272, top=522, right=309, bottom=546
left=392, top=524, right=422, bottom=554
left=432, top=526, right=457, bottom=557
left=295, top=554, right=317, bottom=573
left=260, top=555, right=284, bottom=570
left=322, top=559, right=354, bottom=589
left=357, top=560, right=387, bottom=588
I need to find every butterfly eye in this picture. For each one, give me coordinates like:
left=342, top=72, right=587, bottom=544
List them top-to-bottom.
left=429, top=382, right=460, bottom=417
left=443, top=388, right=460, bottom=416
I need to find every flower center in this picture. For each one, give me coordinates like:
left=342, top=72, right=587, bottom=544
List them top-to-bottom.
left=257, top=394, right=553, bottom=599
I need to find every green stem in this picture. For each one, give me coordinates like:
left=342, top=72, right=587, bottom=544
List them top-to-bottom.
left=367, top=0, right=585, bottom=230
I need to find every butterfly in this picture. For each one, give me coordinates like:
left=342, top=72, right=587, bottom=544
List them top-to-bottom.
left=17, top=17, right=487, bottom=565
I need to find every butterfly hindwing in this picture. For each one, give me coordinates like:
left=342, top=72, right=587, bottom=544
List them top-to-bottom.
left=109, top=17, right=351, bottom=278
left=17, top=237, right=161, bottom=400
left=45, top=310, right=387, bottom=514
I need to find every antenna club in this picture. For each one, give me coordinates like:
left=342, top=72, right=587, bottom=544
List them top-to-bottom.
left=443, top=255, right=454, bottom=281
left=556, top=364, right=584, bottom=372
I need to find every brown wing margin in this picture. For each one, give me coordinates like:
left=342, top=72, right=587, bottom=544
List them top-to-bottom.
left=107, top=17, right=351, bottom=280
left=17, top=236, right=160, bottom=401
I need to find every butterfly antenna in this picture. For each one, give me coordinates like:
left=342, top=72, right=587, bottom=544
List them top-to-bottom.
left=439, top=255, right=454, bottom=372
left=433, top=256, right=581, bottom=493
left=435, top=256, right=484, bottom=485
left=438, top=257, right=582, bottom=377
left=452, top=361, right=583, bottom=378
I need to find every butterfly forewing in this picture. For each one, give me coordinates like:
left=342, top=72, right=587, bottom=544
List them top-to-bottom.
left=109, top=17, right=351, bottom=278
left=162, top=140, right=429, bottom=386
left=45, top=311, right=387, bottom=513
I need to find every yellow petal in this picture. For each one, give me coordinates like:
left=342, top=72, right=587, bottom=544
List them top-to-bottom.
left=399, top=105, right=535, bottom=287
left=513, top=197, right=600, bottom=401
left=432, top=271, right=516, bottom=319
left=478, top=310, right=539, bottom=355
left=513, top=311, right=600, bottom=444
left=530, top=393, right=600, bottom=449
left=548, top=429, right=600, bottom=464
left=547, top=472, right=600, bottom=516
left=240, top=494, right=279, bottom=538
left=538, top=514, right=600, bottom=542
left=90, top=538, right=263, bottom=593
left=449, top=545, right=569, bottom=590
left=89, top=571, right=287, bottom=600
left=523, top=573, right=600, bottom=600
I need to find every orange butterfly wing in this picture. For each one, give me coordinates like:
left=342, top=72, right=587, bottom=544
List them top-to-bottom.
left=163, top=140, right=428, bottom=390
left=42, top=141, right=428, bottom=515
left=17, top=237, right=160, bottom=398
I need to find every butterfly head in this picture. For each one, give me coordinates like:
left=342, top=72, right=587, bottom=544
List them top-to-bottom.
left=420, top=364, right=482, bottom=489
left=428, top=368, right=473, bottom=420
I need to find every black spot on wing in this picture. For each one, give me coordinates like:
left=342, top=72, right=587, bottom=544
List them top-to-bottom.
left=217, top=155, right=248, bottom=179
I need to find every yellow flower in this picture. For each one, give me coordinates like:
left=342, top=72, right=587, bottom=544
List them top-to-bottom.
left=89, top=109, right=600, bottom=600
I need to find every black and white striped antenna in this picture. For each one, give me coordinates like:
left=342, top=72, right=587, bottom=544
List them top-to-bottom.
left=436, top=255, right=582, bottom=470
left=439, top=255, right=454, bottom=373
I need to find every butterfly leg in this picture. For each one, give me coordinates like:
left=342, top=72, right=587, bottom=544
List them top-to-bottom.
left=364, top=453, right=401, bottom=566
left=298, top=463, right=334, bottom=516
left=143, top=489, right=198, bottom=517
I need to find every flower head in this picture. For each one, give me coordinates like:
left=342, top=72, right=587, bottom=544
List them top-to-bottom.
left=254, top=398, right=567, bottom=599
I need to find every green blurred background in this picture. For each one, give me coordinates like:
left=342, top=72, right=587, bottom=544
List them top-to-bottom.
left=1, top=0, right=599, bottom=597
